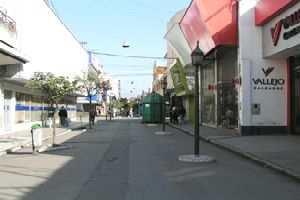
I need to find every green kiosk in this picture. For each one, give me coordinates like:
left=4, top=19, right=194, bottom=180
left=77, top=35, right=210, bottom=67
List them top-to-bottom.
left=142, top=93, right=163, bottom=123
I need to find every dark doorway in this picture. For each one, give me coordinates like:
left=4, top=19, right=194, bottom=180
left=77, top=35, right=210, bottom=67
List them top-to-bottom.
left=290, top=56, right=300, bottom=134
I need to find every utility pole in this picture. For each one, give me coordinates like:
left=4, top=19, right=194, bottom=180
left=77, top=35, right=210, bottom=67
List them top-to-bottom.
left=118, top=80, right=121, bottom=99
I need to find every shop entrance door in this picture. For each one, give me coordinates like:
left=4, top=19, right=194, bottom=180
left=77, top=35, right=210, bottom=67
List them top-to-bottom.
left=292, top=65, right=300, bottom=134
left=3, top=90, right=13, bottom=132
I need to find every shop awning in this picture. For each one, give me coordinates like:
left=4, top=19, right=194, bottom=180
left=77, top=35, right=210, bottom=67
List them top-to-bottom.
left=180, top=0, right=238, bottom=55
left=255, top=0, right=297, bottom=26
left=165, top=23, right=192, bottom=65
left=0, top=41, right=28, bottom=65
left=0, top=78, right=43, bottom=96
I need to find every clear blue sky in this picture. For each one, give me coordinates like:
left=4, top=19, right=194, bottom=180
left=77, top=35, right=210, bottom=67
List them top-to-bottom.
left=52, top=0, right=190, bottom=97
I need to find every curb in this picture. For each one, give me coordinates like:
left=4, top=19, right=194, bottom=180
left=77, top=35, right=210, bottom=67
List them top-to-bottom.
left=167, top=123, right=300, bottom=182
left=3, top=124, right=88, bottom=155
left=70, top=124, right=88, bottom=131
left=6, top=129, right=71, bottom=153
left=38, top=144, right=73, bottom=153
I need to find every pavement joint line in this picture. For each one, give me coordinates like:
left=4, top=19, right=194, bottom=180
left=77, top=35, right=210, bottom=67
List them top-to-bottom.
left=167, top=123, right=300, bottom=183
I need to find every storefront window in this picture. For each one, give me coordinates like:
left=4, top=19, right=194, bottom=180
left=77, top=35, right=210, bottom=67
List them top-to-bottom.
left=217, top=48, right=238, bottom=128
left=201, top=64, right=216, bottom=126
left=217, top=82, right=238, bottom=128
left=15, top=92, right=25, bottom=124
left=25, top=94, right=31, bottom=122
left=31, top=96, right=42, bottom=122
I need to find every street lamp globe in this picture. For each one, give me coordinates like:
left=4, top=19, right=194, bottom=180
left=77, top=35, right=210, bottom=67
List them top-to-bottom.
left=191, top=41, right=204, bottom=66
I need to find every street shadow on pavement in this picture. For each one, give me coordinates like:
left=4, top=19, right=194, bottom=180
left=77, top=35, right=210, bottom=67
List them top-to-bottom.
left=0, top=119, right=300, bottom=200
left=0, top=120, right=115, bottom=200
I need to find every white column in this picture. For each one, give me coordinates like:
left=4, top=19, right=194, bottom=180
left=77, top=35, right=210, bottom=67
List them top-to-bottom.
left=239, top=59, right=253, bottom=127
left=0, top=86, right=4, bottom=133
left=11, top=91, right=16, bottom=131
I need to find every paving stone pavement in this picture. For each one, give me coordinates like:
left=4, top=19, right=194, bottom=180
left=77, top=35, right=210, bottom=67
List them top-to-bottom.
left=0, top=119, right=299, bottom=200
left=0, top=121, right=88, bottom=154
left=168, top=122, right=300, bottom=181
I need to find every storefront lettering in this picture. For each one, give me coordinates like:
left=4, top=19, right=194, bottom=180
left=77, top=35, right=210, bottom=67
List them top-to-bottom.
left=271, top=8, right=300, bottom=46
left=282, top=9, right=300, bottom=29
left=283, top=24, right=300, bottom=40
left=252, top=67, right=285, bottom=90
left=252, top=78, right=285, bottom=86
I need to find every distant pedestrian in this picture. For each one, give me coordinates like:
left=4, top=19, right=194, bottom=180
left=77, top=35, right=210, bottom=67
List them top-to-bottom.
left=58, top=106, right=68, bottom=127
left=170, top=106, right=174, bottom=123
left=172, top=106, right=178, bottom=124
left=180, top=106, right=186, bottom=124
left=108, top=108, right=112, bottom=120
left=113, top=108, right=117, bottom=118
left=129, top=108, right=133, bottom=118
left=90, top=110, right=97, bottom=125
left=127, top=110, right=130, bottom=118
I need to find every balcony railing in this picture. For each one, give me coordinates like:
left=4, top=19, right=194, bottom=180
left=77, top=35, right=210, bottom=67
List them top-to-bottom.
left=0, top=9, right=16, bottom=32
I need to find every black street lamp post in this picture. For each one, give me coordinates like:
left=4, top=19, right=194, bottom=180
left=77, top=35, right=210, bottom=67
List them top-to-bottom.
left=178, top=41, right=215, bottom=163
left=191, top=41, right=204, bottom=155
left=155, top=76, right=172, bottom=135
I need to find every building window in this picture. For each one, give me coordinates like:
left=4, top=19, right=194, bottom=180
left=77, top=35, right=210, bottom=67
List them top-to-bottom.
left=217, top=48, right=238, bottom=128
left=201, top=64, right=216, bottom=126
left=15, top=92, right=25, bottom=124
left=25, top=94, right=31, bottom=122
left=31, top=96, right=42, bottom=122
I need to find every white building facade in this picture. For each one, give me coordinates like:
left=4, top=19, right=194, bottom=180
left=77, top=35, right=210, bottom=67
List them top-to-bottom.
left=0, top=0, right=89, bottom=134
left=237, top=0, right=300, bottom=135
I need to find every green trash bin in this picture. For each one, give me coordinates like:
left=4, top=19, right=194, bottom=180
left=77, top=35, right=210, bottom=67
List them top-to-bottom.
left=142, top=93, right=163, bottom=123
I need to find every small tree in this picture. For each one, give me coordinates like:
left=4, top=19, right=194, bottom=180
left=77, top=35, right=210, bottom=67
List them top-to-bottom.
left=74, top=71, right=102, bottom=129
left=27, top=72, right=75, bottom=146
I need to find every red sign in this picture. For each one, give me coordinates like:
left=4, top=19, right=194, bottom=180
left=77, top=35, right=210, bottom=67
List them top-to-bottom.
left=270, top=8, right=300, bottom=46
left=271, top=21, right=283, bottom=46
left=232, top=77, right=241, bottom=85
left=208, top=84, right=217, bottom=90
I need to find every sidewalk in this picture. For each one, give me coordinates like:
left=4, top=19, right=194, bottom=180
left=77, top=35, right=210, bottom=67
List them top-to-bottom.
left=0, top=121, right=88, bottom=155
left=170, top=121, right=239, bottom=138
left=168, top=122, right=300, bottom=181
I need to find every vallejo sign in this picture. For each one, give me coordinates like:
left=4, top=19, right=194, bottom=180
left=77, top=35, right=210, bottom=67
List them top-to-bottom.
left=263, top=2, right=300, bottom=58
left=252, top=67, right=285, bottom=91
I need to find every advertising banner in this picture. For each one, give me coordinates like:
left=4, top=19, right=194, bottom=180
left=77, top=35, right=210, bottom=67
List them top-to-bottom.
left=170, top=59, right=192, bottom=96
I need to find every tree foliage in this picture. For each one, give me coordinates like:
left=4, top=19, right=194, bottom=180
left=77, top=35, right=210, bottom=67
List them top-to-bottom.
left=74, top=71, right=102, bottom=97
left=26, top=72, right=75, bottom=145
left=27, top=72, right=75, bottom=105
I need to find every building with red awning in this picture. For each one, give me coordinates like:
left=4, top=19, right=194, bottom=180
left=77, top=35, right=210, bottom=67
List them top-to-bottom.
left=165, top=0, right=300, bottom=136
